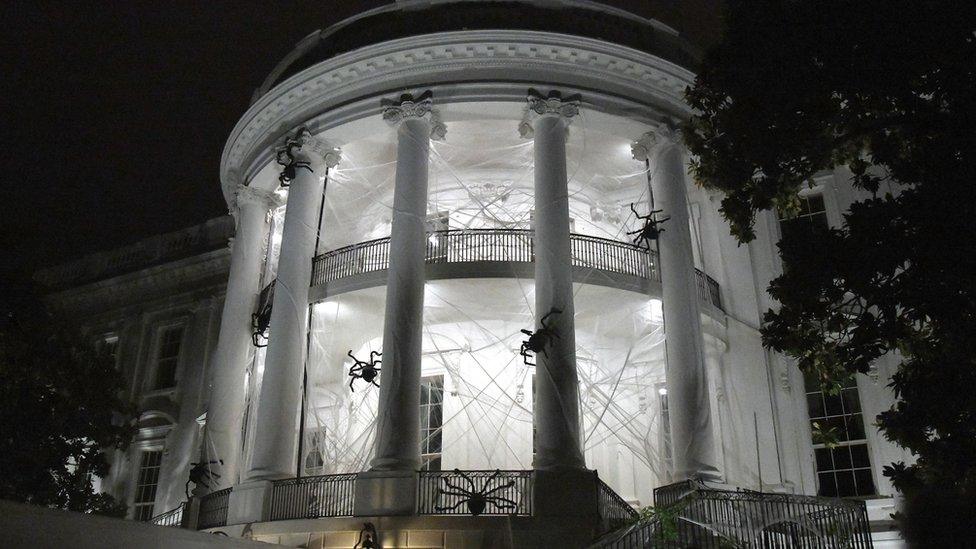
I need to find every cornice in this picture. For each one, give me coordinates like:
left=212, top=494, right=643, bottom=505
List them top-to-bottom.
left=220, top=29, right=696, bottom=205
left=46, top=249, right=231, bottom=317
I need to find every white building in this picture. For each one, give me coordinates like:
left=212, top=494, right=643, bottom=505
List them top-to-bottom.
left=38, top=1, right=906, bottom=547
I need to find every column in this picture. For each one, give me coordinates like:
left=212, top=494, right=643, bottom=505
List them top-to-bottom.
left=522, top=91, right=586, bottom=470
left=369, top=95, right=440, bottom=472
left=632, top=126, right=721, bottom=482
left=245, top=129, right=340, bottom=480
left=205, top=185, right=279, bottom=488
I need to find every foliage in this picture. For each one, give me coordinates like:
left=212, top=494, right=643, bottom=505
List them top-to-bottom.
left=684, top=0, right=976, bottom=541
left=0, top=299, right=135, bottom=516
left=635, top=503, right=681, bottom=541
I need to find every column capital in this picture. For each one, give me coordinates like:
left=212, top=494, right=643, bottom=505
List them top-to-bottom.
left=518, top=89, right=580, bottom=138
left=382, top=92, right=447, bottom=140
left=631, top=123, right=684, bottom=161
left=276, top=127, right=341, bottom=172
left=233, top=184, right=284, bottom=213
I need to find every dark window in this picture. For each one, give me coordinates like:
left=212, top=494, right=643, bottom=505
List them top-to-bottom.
left=778, top=194, right=829, bottom=239
left=153, top=325, right=184, bottom=389
left=803, top=371, right=875, bottom=497
left=420, top=376, right=444, bottom=471
left=659, top=384, right=673, bottom=479
left=134, top=450, right=163, bottom=521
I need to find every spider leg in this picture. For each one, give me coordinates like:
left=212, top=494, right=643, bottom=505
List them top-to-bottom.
left=540, top=309, right=562, bottom=328
left=520, top=329, right=533, bottom=336
left=348, top=377, right=356, bottom=392
left=371, top=379, right=380, bottom=387
left=441, top=477, right=467, bottom=493
left=482, top=480, right=515, bottom=497
left=485, top=495, right=519, bottom=510
left=434, top=496, right=471, bottom=512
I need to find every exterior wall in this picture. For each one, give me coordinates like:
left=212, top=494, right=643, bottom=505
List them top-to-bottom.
left=37, top=216, right=234, bottom=519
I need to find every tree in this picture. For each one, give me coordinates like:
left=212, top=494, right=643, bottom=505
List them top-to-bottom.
left=684, top=0, right=976, bottom=543
left=0, top=294, right=135, bottom=516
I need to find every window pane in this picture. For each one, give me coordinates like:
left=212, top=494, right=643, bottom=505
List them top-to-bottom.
left=841, top=389, right=862, bottom=414
left=807, top=393, right=826, bottom=419
left=824, top=394, right=844, bottom=417
left=847, top=415, right=866, bottom=440
left=850, top=444, right=871, bottom=468
left=832, top=446, right=852, bottom=470
left=815, top=448, right=832, bottom=472
left=854, top=469, right=876, bottom=496
left=836, top=471, right=856, bottom=497
left=818, top=473, right=837, bottom=497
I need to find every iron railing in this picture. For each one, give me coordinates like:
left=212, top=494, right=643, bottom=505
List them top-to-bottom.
left=311, top=228, right=723, bottom=310
left=417, top=469, right=533, bottom=516
left=269, top=473, right=357, bottom=521
left=597, top=479, right=639, bottom=534
left=593, top=480, right=873, bottom=548
left=197, top=487, right=232, bottom=530
left=149, top=502, right=185, bottom=528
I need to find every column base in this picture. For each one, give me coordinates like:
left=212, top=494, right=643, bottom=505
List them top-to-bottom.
left=533, top=468, right=599, bottom=523
left=353, top=470, right=418, bottom=516
left=226, top=480, right=273, bottom=525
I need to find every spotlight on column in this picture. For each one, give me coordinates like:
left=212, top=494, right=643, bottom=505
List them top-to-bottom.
left=658, top=387, right=668, bottom=396
left=354, top=522, right=378, bottom=548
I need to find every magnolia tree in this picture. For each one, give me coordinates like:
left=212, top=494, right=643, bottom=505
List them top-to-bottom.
left=684, top=0, right=975, bottom=542
left=0, top=298, right=134, bottom=516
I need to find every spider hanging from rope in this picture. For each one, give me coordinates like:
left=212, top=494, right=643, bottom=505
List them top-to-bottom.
left=275, top=137, right=313, bottom=187
left=627, top=202, right=670, bottom=250
left=520, top=308, right=561, bottom=367
left=347, top=350, right=381, bottom=391
left=185, top=459, right=223, bottom=498
left=435, top=469, right=519, bottom=516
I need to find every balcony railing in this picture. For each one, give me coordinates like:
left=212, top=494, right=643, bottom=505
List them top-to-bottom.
left=311, top=228, right=723, bottom=311
left=417, top=469, right=533, bottom=516
left=269, top=473, right=357, bottom=521
left=597, top=479, right=638, bottom=534
left=592, top=480, right=874, bottom=548
left=197, top=487, right=232, bottom=530
left=149, top=502, right=185, bottom=528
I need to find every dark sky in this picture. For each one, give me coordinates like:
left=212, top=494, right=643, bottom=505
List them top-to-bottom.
left=0, top=0, right=722, bottom=292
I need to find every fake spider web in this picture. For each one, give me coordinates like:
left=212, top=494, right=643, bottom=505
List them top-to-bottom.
left=244, top=111, right=679, bottom=507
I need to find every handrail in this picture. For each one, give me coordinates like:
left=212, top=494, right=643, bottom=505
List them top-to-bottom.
left=310, top=228, right=724, bottom=311
left=417, top=469, right=533, bottom=516
left=269, top=473, right=357, bottom=521
left=596, top=478, right=638, bottom=534
left=197, top=487, right=232, bottom=530
left=149, top=501, right=185, bottom=528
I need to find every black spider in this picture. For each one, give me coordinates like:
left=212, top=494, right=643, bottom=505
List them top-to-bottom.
left=276, top=138, right=313, bottom=187
left=627, top=202, right=670, bottom=250
left=520, top=308, right=561, bottom=367
left=348, top=350, right=381, bottom=391
left=186, top=459, right=223, bottom=498
left=435, top=469, right=519, bottom=516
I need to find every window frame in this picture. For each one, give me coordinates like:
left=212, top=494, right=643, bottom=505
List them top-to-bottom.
left=147, top=322, right=186, bottom=392
left=420, top=375, right=445, bottom=471
left=132, top=449, right=164, bottom=521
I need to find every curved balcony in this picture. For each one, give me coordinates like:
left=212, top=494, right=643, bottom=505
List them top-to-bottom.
left=310, top=228, right=723, bottom=311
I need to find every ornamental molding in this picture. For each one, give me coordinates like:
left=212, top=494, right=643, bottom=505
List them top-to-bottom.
left=220, top=29, right=696, bottom=203
left=518, top=89, right=580, bottom=138
left=382, top=92, right=447, bottom=140
left=631, top=123, right=683, bottom=161
left=280, top=127, right=342, bottom=169
left=234, top=183, right=285, bottom=212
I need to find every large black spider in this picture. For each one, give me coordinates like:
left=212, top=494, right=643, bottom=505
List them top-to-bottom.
left=275, top=138, right=313, bottom=187
left=627, top=202, right=670, bottom=250
left=520, top=308, right=561, bottom=367
left=347, top=350, right=381, bottom=391
left=185, top=459, right=223, bottom=498
left=435, top=469, right=519, bottom=516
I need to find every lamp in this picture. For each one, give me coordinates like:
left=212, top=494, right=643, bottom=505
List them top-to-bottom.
left=353, top=522, right=378, bottom=549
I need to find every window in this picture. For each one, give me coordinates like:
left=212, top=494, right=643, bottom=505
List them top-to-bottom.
left=778, top=194, right=829, bottom=240
left=152, top=324, right=184, bottom=390
left=96, top=334, right=120, bottom=369
left=804, top=371, right=875, bottom=497
left=420, top=376, right=444, bottom=471
left=134, top=450, right=163, bottom=521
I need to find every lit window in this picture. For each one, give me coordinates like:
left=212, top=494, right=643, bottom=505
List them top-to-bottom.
left=153, top=325, right=184, bottom=390
left=804, top=372, right=876, bottom=497
left=420, top=376, right=444, bottom=471
left=658, top=383, right=673, bottom=479
left=134, top=450, right=163, bottom=521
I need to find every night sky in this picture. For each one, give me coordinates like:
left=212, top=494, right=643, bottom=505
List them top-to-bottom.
left=0, top=1, right=721, bottom=296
